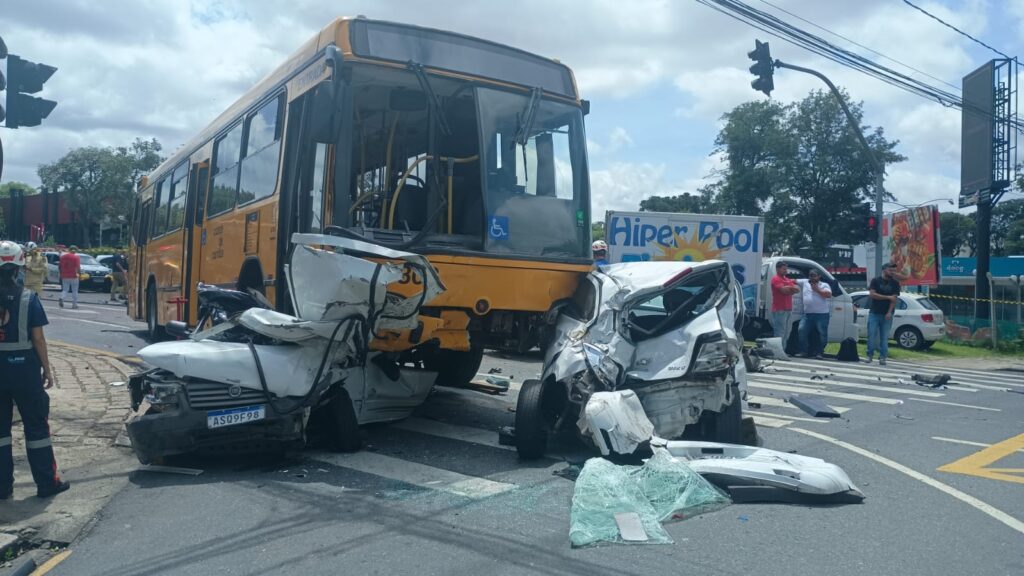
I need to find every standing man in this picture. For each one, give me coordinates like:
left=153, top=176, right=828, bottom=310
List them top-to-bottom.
left=592, top=240, right=608, bottom=267
left=0, top=241, right=71, bottom=500
left=23, top=243, right=48, bottom=296
left=58, top=246, right=82, bottom=310
left=110, top=250, right=128, bottom=303
left=769, top=261, right=800, bottom=348
left=866, top=262, right=901, bottom=365
left=796, top=270, right=832, bottom=358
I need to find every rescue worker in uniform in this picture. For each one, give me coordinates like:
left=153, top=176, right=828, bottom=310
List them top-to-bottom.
left=592, top=240, right=608, bottom=267
left=0, top=241, right=70, bottom=500
left=23, top=242, right=48, bottom=296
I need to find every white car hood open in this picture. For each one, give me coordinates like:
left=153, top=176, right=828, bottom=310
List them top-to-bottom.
left=138, top=233, right=445, bottom=397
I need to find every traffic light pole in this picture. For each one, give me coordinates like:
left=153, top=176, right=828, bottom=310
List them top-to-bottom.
left=774, top=60, right=886, bottom=278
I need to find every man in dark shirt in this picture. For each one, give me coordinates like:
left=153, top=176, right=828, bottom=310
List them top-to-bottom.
left=866, top=262, right=901, bottom=365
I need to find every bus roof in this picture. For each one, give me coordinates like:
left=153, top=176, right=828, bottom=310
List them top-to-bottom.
left=144, top=17, right=579, bottom=187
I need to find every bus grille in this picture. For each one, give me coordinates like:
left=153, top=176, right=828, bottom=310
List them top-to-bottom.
left=185, top=381, right=268, bottom=410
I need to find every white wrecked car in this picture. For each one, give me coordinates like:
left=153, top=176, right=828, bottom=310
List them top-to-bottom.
left=125, top=234, right=444, bottom=463
left=514, top=260, right=747, bottom=458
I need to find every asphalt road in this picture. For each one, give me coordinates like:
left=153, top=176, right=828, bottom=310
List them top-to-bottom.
left=34, top=288, right=1024, bottom=575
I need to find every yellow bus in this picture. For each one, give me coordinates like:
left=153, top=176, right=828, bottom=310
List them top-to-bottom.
left=128, top=17, right=593, bottom=384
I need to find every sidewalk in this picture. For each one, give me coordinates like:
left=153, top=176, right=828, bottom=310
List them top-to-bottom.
left=0, top=343, right=136, bottom=556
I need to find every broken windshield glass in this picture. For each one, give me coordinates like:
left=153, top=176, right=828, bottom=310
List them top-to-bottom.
left=626, top=264, right=730, bottom=341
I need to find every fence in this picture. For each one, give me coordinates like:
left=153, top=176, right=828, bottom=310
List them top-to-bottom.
left=927, top=284, right=1024, bottom=345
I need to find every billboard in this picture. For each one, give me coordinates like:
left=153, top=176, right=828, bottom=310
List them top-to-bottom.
left=960, top=61, right=995, bottom=196
left=882, top=206, right=942, bottom=286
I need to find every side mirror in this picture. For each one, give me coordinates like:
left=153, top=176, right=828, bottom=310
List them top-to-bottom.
left=308, top=81, right=343, bottom=143
left=581, top=99, right=590, bottom=116
left=165, top=321, right=190, bottom=339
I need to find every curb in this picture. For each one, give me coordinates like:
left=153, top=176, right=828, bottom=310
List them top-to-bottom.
left=49, top=341, right=143, bottom=366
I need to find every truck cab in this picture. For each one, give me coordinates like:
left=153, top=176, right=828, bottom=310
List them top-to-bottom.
left=760, top=256, right=858, bottom=350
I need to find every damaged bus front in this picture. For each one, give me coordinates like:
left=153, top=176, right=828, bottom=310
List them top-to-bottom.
left=514, top=260, right=748, bottom=458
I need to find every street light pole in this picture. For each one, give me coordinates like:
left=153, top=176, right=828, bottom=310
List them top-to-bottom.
left=774, top=60, right=885, bottom=278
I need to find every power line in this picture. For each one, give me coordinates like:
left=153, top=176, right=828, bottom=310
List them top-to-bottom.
left=759, top=0, right=961, bottom=92
left=901, top=0, right=1020, bottom=65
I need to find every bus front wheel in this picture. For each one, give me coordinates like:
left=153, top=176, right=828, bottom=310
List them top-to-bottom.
left=146, top=286, right=164, bottom=341
left=426, top=347, right=484, bottom=388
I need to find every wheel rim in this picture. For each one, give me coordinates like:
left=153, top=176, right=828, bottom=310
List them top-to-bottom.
left=898, top=329, right=917, bottom=348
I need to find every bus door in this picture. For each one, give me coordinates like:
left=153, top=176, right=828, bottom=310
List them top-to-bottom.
left=183, top=160, right=211, bottom=325
left=133, top=198, right=152, bottom=321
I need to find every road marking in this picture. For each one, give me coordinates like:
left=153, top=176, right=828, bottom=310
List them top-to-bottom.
left=47, top=316, right=127, bottom=329
left=777, top=361, right=981, bottom=393
left=877, top=361, right=1024, bottom=388
left=751, top=373, right=947, bottom=398
left=747, top=381, right=901, bottom=405
left=748, top=395, right=851, bottom=413
left=905, top=397, right=1001, bottom=412
left=745, top=409, right=830, bottom=424
left=750, top=415, right=792, bottom=428
left=392, top=417, right=514, bottom=451
left=789, top=427, right=1024, bottom=535
left=937, top=432, right=1024, bottom=485
left=932, top=437, right=1024, bottom=454
left=314, top=451, right=516, bottom=499
left=29, top=549, right=72, bottom=575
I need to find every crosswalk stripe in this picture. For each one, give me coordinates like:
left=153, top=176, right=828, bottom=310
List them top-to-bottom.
left=817, top=359, right=1024, bottom=388
left=778, top=360, right=986, bottom=389
left=766, top=362, right=980, bottom=393
left=750, top=373, right=947, bottom=398
left=747, top=381, right=901, bottom=405
left=748, top=395, right=850, bottom=413
left=905, top=398, right=1001, bottom=412
left=745, top=409, right=831, bottom=423
left=751, top=415, right=792, bottom=428
left=393, top=417, right=514, bottom=451
left=314, top=451, right=517, bottom=499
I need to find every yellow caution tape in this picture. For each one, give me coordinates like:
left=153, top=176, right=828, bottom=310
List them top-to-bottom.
left=927, top=293, right=1020, bottom=305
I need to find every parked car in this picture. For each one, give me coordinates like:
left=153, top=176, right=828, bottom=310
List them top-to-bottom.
left=42, top=251, right=113, bottom=291
left=850, top=291, right=945, bottom=350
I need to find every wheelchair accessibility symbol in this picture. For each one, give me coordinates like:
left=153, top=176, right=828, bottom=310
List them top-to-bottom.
left=488, top=215, right=509, bottom=240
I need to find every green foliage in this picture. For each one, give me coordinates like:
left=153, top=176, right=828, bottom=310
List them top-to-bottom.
left=707, top=89, right=904, bottom=253
left=37, top=138, right=162, bottom=247
left=0, top=181, right=38, bottom=197
left=639, top=188, right=718, bottom=214
left=991, top=198, right=1024, bottom=256
left=0, top=206, right=6, bottom=237
left=939, top=211, right=975, bottom=256
left=1004, top=218, right=1024, bottom=255
left=591, top=221, right=605, bottom=241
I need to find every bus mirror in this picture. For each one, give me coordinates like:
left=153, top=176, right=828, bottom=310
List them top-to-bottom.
left=309, top=82, right=342, bottom=143
left=389, top=88, right=426, bottom=112
left=581, top=99, right=590, bottom=116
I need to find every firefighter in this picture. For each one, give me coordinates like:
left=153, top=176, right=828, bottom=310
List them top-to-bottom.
left=0, top=241, right=70, bottom=500
left=23, top=242, right=48, bottom=296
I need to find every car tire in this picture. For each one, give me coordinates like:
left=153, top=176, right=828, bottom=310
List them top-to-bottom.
left=895, top=326, right=923, bottom=350
left=921, top=340, right=936, bottom=350
left=427, top=347, right=484, bottom=388
left=515, top=379, right=551, bottom=459
left=709, top=384, right=743, bottom=444
left=326, top=387, right=361, bottom=453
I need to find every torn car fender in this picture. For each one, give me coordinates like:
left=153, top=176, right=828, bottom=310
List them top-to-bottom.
left=580, top=390, right=655, bottom=456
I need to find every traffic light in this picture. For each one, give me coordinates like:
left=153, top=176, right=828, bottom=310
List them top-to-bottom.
left=748, top=39, right=774, bottom=97
left=4, top=51, right=57, bottom=128
left=856, top=201, right=878, bottom=241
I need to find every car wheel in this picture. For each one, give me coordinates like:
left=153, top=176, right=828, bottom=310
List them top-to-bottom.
left=895, top=326, right=923, bottom=350
left=515, top=379, right=554, bottom=459
left=326, top=387, right=361, bottom=453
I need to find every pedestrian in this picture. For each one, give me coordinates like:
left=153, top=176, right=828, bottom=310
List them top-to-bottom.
left=592, top=240, right=608, bottom=267
left=0, top=241, right=70, bottom=500
left=23, top=242, right=48, bottom=297
left=58, top=245, right=81, bottom=310
left=110, top=250, right=128, bottom=303
left=769, top=261, right=800, bottom=348
left=865, top=262, right=901, bottom=365
left=796, top=270, right=832, bottom=358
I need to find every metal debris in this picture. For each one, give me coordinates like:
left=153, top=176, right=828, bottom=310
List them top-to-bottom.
left=789, top=395, right=841, bottom=418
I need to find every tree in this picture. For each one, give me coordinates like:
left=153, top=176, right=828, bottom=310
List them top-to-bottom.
left=707, top=89, right=904, bottom=253
left=0, top=181, right=38, bottom=197
left=638, top=188, right=717, bottom=214
left=990, top=198, right=1024, bottom=256
left=939, top=211, right=975, bottom=256
left=1004, top=218, right=1024, bottom=255
left=591, top=221, right=605, bottom=241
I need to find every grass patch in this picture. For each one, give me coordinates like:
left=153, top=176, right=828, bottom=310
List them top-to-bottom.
left=822, top=339, right=1018, bottom=361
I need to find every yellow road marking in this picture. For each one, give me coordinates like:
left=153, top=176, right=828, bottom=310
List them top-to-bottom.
left=789, top=427, right=1024, bottom=535
left=938, top=432, right=1024, bottom=485
left=30, top=549, right=72, bottom=575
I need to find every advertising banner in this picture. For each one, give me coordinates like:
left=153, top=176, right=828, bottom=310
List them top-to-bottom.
left=882, top=206, right=941, bottom=286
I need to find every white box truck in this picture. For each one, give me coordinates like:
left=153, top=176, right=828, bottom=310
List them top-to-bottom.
left=604, top=211, right=857, bottom=348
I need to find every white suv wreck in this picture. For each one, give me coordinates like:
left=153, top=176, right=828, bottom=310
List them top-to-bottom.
left=515, top=260, right=748, bottom=458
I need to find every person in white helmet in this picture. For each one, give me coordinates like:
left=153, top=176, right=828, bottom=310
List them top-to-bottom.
left=592, top=240, right=608, bottom=267
left=0, top=241, right=69, bottom=499
left=23, top=242, right=48, bottom=296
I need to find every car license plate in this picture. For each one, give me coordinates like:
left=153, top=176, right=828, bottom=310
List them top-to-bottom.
left=207, top=405, right=266, bottom=429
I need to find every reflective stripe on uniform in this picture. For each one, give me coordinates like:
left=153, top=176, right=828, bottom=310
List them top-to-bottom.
left=0, top=289, right=32, bottom=351
left=0, top=436, right=12, bottom=447
left=25, top=437, right=52, bottom=450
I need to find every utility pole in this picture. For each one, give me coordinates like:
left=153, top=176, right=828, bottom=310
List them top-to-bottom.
left=746, top=41, right=886, bottom=277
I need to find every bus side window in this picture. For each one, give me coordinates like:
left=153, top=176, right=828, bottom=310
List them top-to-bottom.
left=238, top=94, right=284, bottom=205
left=208, top=122, right=244, bottom=217
left=167, top=162, right=189, bottom=232
left=194, top=164, right=210, bottom=226
left=152, top=179, right=169, bottom=237
left=137, top=199, right=152, bottom=245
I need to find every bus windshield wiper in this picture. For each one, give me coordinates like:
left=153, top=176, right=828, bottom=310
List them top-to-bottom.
left=409, top=62, right=451, bottom=136
left=515, top=87, right=542, bottom=146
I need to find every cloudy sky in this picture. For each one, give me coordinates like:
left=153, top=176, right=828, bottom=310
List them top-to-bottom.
left=4, top=0, right=1024, bottom=217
